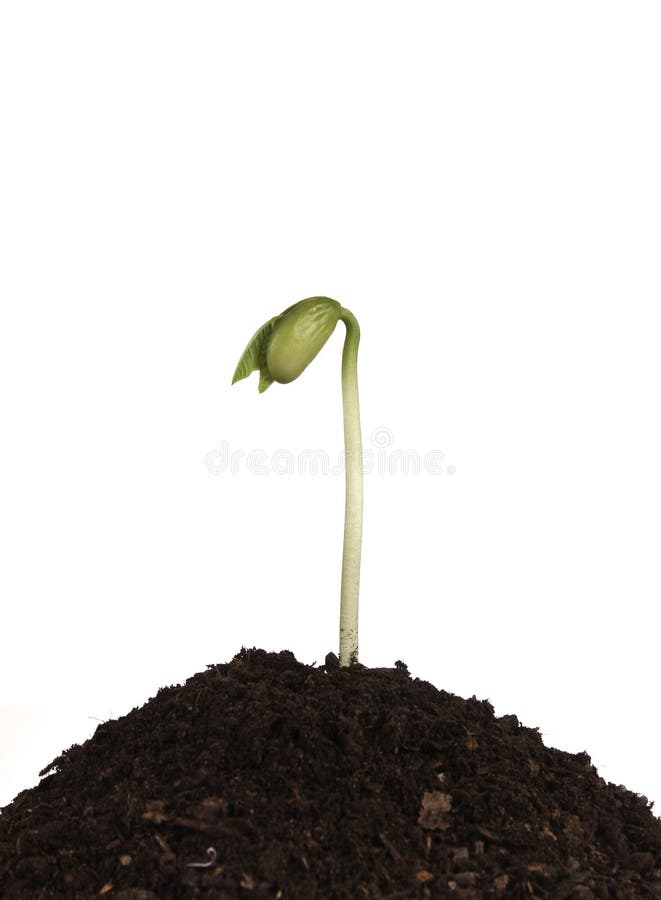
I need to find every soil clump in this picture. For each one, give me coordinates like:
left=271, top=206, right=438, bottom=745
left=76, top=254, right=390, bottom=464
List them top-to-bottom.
left=1, top=648, right=660, bottom=898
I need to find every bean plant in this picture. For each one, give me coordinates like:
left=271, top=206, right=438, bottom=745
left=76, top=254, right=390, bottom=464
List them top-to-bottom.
left=232, top=297, right=362, bottom=665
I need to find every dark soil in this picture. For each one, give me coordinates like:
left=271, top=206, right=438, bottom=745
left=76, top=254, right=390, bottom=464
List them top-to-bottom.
left=1, top=649, right=660, bottom=899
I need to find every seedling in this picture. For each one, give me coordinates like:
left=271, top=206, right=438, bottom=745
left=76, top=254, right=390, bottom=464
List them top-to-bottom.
left=232, top=297, right=362, bottom=666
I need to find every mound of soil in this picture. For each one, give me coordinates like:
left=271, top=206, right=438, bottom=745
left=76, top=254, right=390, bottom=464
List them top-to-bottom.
left=1, top=649, right=660, bottom=899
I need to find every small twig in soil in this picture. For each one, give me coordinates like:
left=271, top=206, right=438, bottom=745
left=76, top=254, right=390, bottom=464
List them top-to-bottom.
left=186, top=846, right=217, bottom=868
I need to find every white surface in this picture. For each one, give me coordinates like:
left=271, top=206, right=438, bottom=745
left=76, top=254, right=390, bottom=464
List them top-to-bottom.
left=1, top=3, right=659, bottom=815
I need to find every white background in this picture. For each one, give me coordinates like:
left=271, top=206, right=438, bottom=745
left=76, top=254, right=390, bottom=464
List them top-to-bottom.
left=1, top=3, right=659, bottom=816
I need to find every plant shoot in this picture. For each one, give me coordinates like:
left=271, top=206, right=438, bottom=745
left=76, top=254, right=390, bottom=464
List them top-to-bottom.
left=232, top=297, right=363, bottom=666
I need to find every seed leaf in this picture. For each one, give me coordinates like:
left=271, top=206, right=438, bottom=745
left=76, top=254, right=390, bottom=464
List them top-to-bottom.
left=231, top=316, right=281, bottom=391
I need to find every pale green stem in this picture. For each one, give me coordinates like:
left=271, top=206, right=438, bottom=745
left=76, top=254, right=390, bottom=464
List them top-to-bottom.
left=338, top=308, right=363, bottom=666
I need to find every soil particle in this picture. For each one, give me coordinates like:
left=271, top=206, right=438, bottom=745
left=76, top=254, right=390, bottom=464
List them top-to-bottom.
left=1, top=648, right=660, bottom=898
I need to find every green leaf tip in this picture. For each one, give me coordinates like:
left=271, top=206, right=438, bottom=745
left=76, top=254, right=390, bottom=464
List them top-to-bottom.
left=232, top=297, right=343, bottom=392
left=231, top=316, right=279, bottom=392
